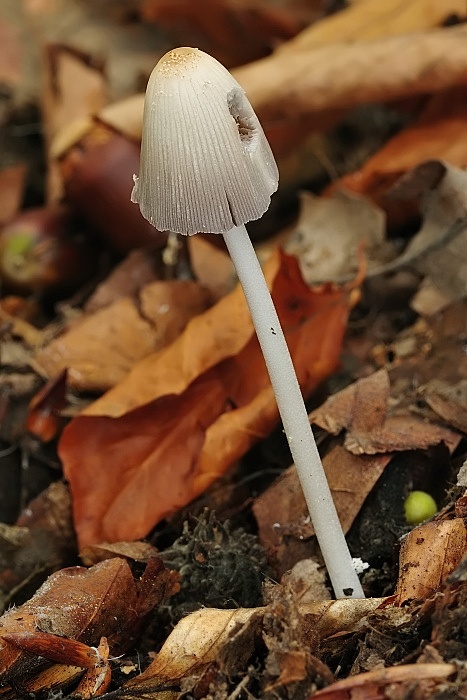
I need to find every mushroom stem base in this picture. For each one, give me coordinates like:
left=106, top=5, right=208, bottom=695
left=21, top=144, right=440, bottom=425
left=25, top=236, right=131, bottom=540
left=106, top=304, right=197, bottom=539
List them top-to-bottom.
left=223, top=224, right=364, bottom=600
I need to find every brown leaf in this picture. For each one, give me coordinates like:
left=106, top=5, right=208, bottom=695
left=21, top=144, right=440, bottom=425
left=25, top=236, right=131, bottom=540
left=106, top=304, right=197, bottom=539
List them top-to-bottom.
left=139, top=0, right=315, bottom=68
left=281, top=0, right=466, bottom=51
left=235, top=25, right=467, bottom=124
left=42, top=45, right=108, bottom=202
left=335, top=87, right=467, bottom=219
left=0, top=165, right=26, bottom=227
left=285, top=191, right=390, bottom=284
left=84, top=249, right=163, bottom=315
left=59, top=252, right=356, bottom=546
left=33, top=280, right=212, bottom=392
left=26, top=369, right=67, bottom=442
left=311, top=369, right=460, bottom=455
left=423, top=379, right=467, bottom=434
left=254, top=447, right=390, bottom=571
left=0, top=481, right=75, bottom=597
left=395, top=519, right=467, bottom=604
left=80, top=540, right=159, bottom=567
left=0, top=556, right=173, bottom=684
left=0, top=558, right=134, bottom=681
left=126, top=607, right=261, bottom=688
left=1, top=631, right=99, bottom=668
left=75, top=636, right=111, bottom=698
left=311, top=663, right=456, bottom=700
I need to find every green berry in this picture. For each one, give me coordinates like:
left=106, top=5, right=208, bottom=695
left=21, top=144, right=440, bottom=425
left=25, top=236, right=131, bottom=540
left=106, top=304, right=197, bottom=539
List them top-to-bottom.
left=404, top=491, right=438, bottom=525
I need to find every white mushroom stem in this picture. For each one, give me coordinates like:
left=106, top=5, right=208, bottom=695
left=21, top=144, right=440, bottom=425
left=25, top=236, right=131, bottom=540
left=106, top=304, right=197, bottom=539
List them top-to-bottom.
left=223, top=224, right=364, bottom=600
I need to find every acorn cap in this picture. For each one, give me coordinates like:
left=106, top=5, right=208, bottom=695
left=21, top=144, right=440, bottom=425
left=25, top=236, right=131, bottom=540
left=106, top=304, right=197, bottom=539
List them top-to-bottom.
left=131, top=47, right=279, bottom=235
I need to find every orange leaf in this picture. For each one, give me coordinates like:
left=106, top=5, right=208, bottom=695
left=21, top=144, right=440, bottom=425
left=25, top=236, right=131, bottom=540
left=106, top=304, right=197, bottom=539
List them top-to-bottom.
left=59, top=251, right=356, bottom=547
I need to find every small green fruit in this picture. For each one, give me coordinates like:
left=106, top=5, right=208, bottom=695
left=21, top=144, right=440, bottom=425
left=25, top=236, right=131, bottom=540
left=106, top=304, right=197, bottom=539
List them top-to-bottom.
left=404, top=491, right=438, bottom=525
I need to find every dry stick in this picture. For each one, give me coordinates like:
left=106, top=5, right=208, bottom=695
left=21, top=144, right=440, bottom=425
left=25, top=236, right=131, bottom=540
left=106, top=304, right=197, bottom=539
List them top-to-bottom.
left=223, top=225, right=364, bottom=599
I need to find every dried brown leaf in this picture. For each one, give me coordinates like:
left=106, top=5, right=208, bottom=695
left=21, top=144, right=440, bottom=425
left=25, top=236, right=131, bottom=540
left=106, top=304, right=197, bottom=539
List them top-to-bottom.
left=235, top=25, right=467, bottom=124
left=0, top=165, right=26, bottom=226
left=33, top=280, right=211, bottom=392
left=311, top=369, right=460, bottom=455
left=254, top=446, right=390, bottom=566
left=395, top=519, right=467, bottom=604
left=0, top=556, right=175, bottom=685
left=126, top=607, right=261, bottom=688
left=311, top=663, right=456, bottom=700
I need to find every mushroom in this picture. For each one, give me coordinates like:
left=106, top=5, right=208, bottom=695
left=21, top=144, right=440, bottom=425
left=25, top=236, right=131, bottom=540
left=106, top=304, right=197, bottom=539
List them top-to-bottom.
left=132, top=47, right=364, bottom=599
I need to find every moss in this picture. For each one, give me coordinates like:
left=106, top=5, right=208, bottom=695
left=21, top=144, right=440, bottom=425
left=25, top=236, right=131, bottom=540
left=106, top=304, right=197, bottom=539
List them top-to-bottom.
left=160, top=510, right=269, bottom=620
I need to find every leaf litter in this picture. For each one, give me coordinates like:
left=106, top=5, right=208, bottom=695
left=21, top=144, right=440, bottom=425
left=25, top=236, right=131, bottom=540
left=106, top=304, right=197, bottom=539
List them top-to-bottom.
left=0, top=1, right=467, bottom=698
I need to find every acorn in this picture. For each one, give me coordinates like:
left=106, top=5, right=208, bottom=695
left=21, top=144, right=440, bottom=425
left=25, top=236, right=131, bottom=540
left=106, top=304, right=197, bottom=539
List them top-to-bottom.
left=0, top=206, right=97, bottom=297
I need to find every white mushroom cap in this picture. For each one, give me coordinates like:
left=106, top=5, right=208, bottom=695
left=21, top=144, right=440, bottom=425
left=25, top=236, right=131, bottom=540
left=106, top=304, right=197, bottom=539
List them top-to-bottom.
left=131, top=47, right=279, bottom=235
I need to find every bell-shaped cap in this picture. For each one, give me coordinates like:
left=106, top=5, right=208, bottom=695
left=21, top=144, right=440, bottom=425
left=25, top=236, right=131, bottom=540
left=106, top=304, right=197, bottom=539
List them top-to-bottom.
left=131, top=47, right=279, bottom=235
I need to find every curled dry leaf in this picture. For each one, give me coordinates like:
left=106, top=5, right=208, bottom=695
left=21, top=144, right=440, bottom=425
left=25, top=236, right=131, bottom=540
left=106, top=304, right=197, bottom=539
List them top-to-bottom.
left=139, top=0, right=316, bottom=67
left=280, top=0, right=467, bottom=51
left=234, top=25, right=467, bottom=124
left=42, top=44, right=108, bottom=202
left=335, top=87, right=467, bottom=219
left=0, top=165, right=26, bottom=226
left=285, top=190, right=390, bottom=284
left=59, top=251, right=358, bottom=546
left=33, top=280, right=212, bottom=392
left=311, top=369, right=460, bottom=455
left=423, top=379, right=467, bottom=434
left=0, top=481, right=75, bottom=600
left=395, top=519, right=467, bottom=605
left=0, top=556, right=176, bottom=685
left=126, top=597, right=384, bottom=692
left=129, top=607, right=261, bottom=688
left=74, top=636, right=111, bottom=699
left=311, top=663, right=457, bottom=700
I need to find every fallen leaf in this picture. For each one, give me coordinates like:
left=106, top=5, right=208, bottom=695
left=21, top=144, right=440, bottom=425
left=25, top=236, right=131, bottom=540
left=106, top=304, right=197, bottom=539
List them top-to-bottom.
left=139, top=0, right=317, bottom=68
left=280, top=0, right=466, bottom=51
left=234, top=25, right=467, bottom=124
left=42, top=45, right=108, bottom=202
left=335, top=88, right=467, bottom=216
left=390, top=161, right=467, bottom=310
left=0, top=165, right=26, bottom=226
left=285, top=190, right=390, bottom=284
left=84, top=248, right=163, bottom=315
left=59, top=252, right=357, bottom=546
left=33, top=280, right=212, bottom=391
left=26, top=369, right=67, bottom=442
left=311, top=369, right=460, bottom=455
left=423, top=379, right=467, bottom=434
left=254, top=446, right=390, bottom=565
left=0, top=481, right=75, bottom=602
left=395, top=519, right=467, bottom=604
left=80, top=540, right=159, bottom=567
left=0, top=556, right=176, bottom=685
left=126, top=597, right=385, bottom=692
left=126, top=607, right=261, bottom=688
left=1, top=631, right=100, bottom=668
left=74, top=636, right=111, bottom=698
left=311, top=663, right=456, bottom=700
